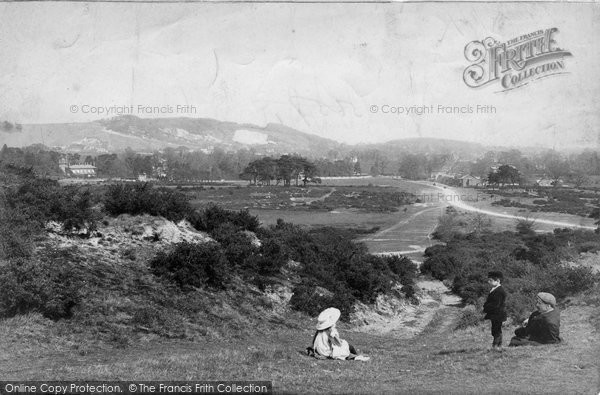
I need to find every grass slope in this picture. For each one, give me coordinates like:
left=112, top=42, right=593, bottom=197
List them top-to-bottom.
left=1, top=287, right=598, bottom=394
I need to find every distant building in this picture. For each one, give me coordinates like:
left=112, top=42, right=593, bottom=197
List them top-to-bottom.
left=59, top=158, right=97, bottom=178
left=460, top=175, right=482, bottom=187
left=536, top=178, right=558, bottom=187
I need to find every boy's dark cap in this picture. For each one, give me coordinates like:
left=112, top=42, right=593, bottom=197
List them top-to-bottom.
left=487, top=271, right=503, bottom=280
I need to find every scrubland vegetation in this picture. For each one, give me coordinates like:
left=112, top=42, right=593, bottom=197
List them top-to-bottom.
left=1, top=161, right=599, bottom=392
left=0, top=164, right=416, bottom=337
left=423, top=212, right=600, bottom=328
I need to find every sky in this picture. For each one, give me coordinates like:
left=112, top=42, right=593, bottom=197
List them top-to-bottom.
left=0, top=2, right=598, bottom=149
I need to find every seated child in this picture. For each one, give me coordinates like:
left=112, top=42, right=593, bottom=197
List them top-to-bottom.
left=308, top=307, right=369, bottom=361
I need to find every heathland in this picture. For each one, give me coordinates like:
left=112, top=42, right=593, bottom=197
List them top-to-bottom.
left=0, top=167, right=598, bottom=393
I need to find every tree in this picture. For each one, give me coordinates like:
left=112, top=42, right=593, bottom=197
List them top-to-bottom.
left=542, top=150, right=570, bottom=185
left=398, top=154, right=428, bottom=180
left=300, top=159, right=321, bottom=186
left=353, top=161, right=361, bottom=176
left=496, top=164, right=520, bottom=186
left=487, top=171, right=501, bottom=189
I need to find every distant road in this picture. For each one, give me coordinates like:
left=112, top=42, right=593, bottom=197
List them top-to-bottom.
left=363, top=178, right=597, bottom=258
left=429, top=183, right=597, bottom=231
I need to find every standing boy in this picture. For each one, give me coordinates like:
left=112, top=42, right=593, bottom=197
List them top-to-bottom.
left=483, top=271, right=507, bottom=350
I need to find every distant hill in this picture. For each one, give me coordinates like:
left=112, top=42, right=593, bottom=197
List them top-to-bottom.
left=0, top=116, right=345, bottom=157
left=1, top=116, right=492, bottom=159
left=358, top=138, right=488, bottom=160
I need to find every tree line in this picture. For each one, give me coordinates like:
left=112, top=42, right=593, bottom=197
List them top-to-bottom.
left=2, top=143, right=600, bottom=186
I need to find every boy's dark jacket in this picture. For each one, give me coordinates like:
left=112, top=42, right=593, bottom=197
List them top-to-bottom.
left=483, top=285, right=507, bottom=322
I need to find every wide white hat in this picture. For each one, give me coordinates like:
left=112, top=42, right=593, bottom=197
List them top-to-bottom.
left=316, top=307, right=341, bottom=330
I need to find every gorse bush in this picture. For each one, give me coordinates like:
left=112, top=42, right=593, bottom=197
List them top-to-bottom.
left=5, top=178, right=98, bottom=231
left=104, top=183, right=191, bottom=222
left=187, top=203, right=260, bottom=233
left=0, top=206, right=35, bottom=259
left=148, top=211, right=418, bottom=320
left=269, top=223, right=418, bottom=318
left=421, top=228, right=600, bottom=323
left=149, top=242, right=229, bottom=290
left=0, top=248, right=84, bottom=320
left=289, top=281, right=356, bottom=321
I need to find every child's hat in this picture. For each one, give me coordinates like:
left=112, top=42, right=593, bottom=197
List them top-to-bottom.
left=316, top=307, right=341, bottom=330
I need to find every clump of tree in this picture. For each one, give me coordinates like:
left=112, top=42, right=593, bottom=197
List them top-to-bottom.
left=0, top=144, right=61, bottom=177
left=241, top=155, right=320, bottom=186
left=487, top=164, right=521, bottom=189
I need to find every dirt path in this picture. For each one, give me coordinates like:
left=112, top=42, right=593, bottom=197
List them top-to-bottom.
left=290, top=187, right=336, bottom=204
left=360, top=205, right=442, bottom=257
left=351, top=280, right=462, bottom=339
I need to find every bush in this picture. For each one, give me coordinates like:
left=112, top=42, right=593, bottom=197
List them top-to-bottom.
left=5, top=179, right=98, bottom=231
left=104, top=183, right=191, bottom=221
left=187, top=204, right=260, bottom=233
left=0, top=207, right=35, bottom=259
left=431, top=214, right=461, bottom=242
left=515, top=218, right=536, bottom=235
left=421, top=229, right=600, bottom=322
left=149, top=242, right=229, bottom=289
left=0, top=250, right=83, bottom=319
left=420, top=254, right=460, bottom=280
left=339, top=255, right=395, bottom=303
left=384, top=255, right=418, bottom=286
left=289, top=281, right=355, bottom=320
left=455, top=305, right=482, bottom=330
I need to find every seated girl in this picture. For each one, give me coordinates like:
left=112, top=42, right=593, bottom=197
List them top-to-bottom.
left=309, top=307, right=369, bottom=361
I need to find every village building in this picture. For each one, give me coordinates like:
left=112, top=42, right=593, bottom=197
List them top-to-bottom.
left=59, top=158, right=97, bottom=178
left=460, top=174, right=482, bottom=187
left=536, top=178, right=559, bottom=187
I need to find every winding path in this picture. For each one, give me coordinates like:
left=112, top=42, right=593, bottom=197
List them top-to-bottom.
left=431, top=183, right=597, bottom=230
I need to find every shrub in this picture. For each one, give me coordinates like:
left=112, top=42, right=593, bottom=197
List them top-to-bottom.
left=5, top=179, right=98, bottom=231
left=104, top=183, right=191, bottom=221
left=187, top=204, right=260, bottom=233
left=0, top=207, right=35, bottom=259
left=431, top=213, right=462, bottom=242
left=515, top=217, right=536, bottom=236
left=422, top=229, right=600, bottom=322
left=149, top=242, right=229, bottom=289
left=0, top=250, right=83, bottom=320
left=339, top=254, right=396, bottom=303
left=420, top=254, right=460, bottom=280
left=384, top=255, right=418, bottom=286
left=289, top=281, right=355, bottom=320
left=455, top=305, right=482, bottom=330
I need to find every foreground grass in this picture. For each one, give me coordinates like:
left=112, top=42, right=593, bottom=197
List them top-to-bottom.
left=2, top=300, right=598, bottom=394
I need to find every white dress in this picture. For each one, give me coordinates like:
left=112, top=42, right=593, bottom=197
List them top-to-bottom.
left=313, top=327, right=351, bottom=360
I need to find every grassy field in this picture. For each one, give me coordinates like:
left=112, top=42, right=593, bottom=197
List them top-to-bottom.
left=2, top=292, right=598, bottom=394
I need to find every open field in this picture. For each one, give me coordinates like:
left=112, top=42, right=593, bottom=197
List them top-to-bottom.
left=187, top=177, right=598, bottom=259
